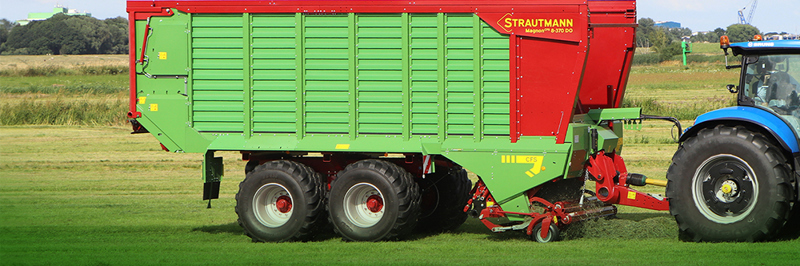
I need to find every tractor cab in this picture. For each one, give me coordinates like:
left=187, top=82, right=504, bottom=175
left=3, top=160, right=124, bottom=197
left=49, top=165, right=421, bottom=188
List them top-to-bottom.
left=722, top=37, right=800, bottom=136
left=740, top=54, right=800, bottom=131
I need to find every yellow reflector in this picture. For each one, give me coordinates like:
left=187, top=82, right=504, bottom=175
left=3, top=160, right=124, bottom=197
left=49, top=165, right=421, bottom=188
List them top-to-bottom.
left=335, top=144, right=350, bottom=149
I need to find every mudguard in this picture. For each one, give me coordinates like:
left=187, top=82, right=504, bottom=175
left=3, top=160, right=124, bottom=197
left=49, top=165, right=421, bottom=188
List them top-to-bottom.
left=682, top=106, right=799, bottom=153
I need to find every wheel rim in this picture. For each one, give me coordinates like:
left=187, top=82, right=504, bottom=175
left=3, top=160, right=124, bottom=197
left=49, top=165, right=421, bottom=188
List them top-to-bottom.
left=692, top=154, right=759, bottom=224
left=253, top=183, right=294, bottom=227
left=343, top=183, right=385, bottom=228
left=534, top=224, right=554, bottom=243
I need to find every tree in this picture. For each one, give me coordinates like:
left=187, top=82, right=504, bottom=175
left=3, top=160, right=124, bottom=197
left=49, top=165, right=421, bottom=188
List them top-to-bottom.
left=1, top=14, right=128, bottom=55
left=103, top=17, right=129, bottom=54
left=636, top=18, right=656, bottom=47
left=726, top=24, right=761, bottom=43
left=714, top=27, right=726, bottom=37
left=648, top=28, right=669, bottom=52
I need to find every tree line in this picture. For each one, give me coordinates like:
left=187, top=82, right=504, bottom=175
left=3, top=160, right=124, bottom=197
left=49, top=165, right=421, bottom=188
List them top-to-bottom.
left=0, top=14, right=128, bottom=55
left=0, top=14, right=764, bottom=57
left=636, top=17, right=760, bottom=60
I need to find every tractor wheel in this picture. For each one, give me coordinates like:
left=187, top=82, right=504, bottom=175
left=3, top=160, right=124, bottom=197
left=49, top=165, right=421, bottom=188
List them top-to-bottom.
left=666, top=125, right=793, bottom=242
left=328, top=159, right=420, bottom=241
left=236, top=160, right=325, bottom=242
left=417, top=165, right=472, bottom=232
left=777, top=203, right=800, bottom=240
left=531, top=222, right=560, bottom=243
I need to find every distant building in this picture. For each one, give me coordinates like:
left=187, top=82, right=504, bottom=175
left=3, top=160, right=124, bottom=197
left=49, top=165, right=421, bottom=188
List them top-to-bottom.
left=15, top=5, right=91, bottom=26
left=655, top=21, right=681, bottom=29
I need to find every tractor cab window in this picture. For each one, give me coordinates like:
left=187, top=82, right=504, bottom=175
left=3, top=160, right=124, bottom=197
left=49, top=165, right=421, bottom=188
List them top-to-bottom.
left=743, top=54, right=800, bottom=131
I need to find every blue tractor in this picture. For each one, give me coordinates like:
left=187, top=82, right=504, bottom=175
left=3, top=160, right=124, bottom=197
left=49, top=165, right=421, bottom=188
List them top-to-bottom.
left=667, top=37, right=800, bottom=242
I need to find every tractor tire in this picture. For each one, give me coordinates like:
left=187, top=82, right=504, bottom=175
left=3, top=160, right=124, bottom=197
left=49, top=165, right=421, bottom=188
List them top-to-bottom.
left=666, top=125, right=793, bottom=242
left=328, top=159, right=420, bottom=241
left=235, top=160, right=325, bottom=242
left=416, top=165, right=472, bottom=232
left=777, top=203, right=800, bottom=240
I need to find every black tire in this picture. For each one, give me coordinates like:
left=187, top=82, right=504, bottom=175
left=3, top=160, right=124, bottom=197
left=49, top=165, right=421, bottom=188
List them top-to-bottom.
left=666, top=125, right=793, bottom=242
left=328, top=159, right=420, bottom=241
left=235, top=160, right=325, bottom=242
left=417, top=165, right=472, bottom=232
left=777, top=203, right=800, bottom=240
left=531, top=222, right=560, bottom=243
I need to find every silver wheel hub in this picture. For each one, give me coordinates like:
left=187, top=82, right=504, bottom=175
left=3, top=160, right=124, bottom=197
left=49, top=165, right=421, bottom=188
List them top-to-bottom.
left=716, top=179, right=740, bottom=203
left=253, top=183, right=293, bottom=227
left=343, top=183, right=385, bottom=228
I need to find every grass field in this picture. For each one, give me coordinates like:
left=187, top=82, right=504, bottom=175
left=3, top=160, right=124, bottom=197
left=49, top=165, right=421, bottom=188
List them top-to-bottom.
left=1, top=54, right=799, bottom=265
left=0, top=55, right=128, bottom=71
left=2, top=126, right=798, bottom=265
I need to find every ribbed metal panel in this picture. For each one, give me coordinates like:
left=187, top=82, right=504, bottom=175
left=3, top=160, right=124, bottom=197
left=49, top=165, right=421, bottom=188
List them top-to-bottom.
left=188, top=13, right=509, bottom=138
left=192, top=14, right=245, bottom=132
left=252, top=14, right=297, bottom=133
left=304, top=14, right=350, bottom=134
left=356, top=14, right=403, bottom=135
left=409, top=14, right=439, bottom=135
left=443, top=14, right=476, bottom=135
left=481, top=21, right=511, bottom=136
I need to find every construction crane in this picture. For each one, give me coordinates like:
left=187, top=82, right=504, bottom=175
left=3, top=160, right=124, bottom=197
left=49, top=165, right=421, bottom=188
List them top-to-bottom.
left=738, top=0, right=757, bottom=24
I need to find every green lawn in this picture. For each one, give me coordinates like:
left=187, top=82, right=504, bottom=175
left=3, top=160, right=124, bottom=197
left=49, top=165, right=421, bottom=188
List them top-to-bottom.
left=1, top=55, right=799, bottom=264
left=2, top=126, right=798, bottom=265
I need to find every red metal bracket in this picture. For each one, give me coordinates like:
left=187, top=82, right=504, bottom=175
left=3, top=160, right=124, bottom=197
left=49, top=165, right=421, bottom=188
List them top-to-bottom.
left=586, top=151, right=669, bottom=211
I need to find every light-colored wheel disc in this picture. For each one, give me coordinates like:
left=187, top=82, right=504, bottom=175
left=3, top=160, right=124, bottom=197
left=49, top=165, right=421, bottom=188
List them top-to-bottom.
left=692, top=154, right=759, bottom=224
left=253, top=183, right=294, bottom=227
left=343, top=183, right=385, bottom=228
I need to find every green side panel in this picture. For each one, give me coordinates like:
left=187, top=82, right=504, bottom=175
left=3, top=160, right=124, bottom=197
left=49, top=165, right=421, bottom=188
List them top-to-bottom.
left=133, top=11, right=214, bottom=153
left=144, top=12, right=190, bottom=75
left=175, top=12, right=509, bottom=139
left=191, top=14, right=245, bottom=133
left=252, top=14, right=298, bottom=133
left=305, top=14, right=350, bottom=134
left=356, top=14, right=404, bottom=135
left=409, top=14, right=438, bottom=136
left=444, top=14, right=475, bottom=136
left=481, top=22, right=511, bottom=136
left=135, top=77, right=214, bottom=153
left=565, top=122, right=591, bottom=178
left=597, top=127, right=620, bottom=154
left=439, top=136, right=571, bottom=216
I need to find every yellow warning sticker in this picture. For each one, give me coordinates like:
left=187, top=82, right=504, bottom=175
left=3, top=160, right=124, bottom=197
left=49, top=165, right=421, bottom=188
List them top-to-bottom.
left=158, top=52, right=167, bottom=60
left=138, top=97, right=146, bottom=104
left=150, top=104, right=158, bottom=112
left=335, top=144, right=350, bottom=149
left=501, top=155, right=543, bottom=164
left=502, top=155, right=545, bottom=177
left=627, top=191, right=636, bottom=200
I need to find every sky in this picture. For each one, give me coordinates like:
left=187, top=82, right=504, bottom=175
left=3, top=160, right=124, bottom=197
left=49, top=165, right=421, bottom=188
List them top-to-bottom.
left=0, top=0, right=798, bottom=34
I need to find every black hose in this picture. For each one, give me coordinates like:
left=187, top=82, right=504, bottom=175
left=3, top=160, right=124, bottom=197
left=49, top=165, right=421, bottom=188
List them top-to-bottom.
left=640, top=114, right=683, bottom=142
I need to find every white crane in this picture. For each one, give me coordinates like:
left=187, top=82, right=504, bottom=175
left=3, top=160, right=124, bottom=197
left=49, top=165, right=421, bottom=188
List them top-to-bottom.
left=738, top=0, right=758, bottom=25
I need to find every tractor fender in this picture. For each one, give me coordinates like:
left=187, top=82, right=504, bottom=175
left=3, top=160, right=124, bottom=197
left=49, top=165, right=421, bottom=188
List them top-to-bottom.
left=681, top=106, right=799, bottom=154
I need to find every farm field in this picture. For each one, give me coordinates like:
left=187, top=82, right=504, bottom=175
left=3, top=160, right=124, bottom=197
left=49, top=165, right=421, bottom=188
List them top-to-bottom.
left=2, top=54, right=799, bottom=265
